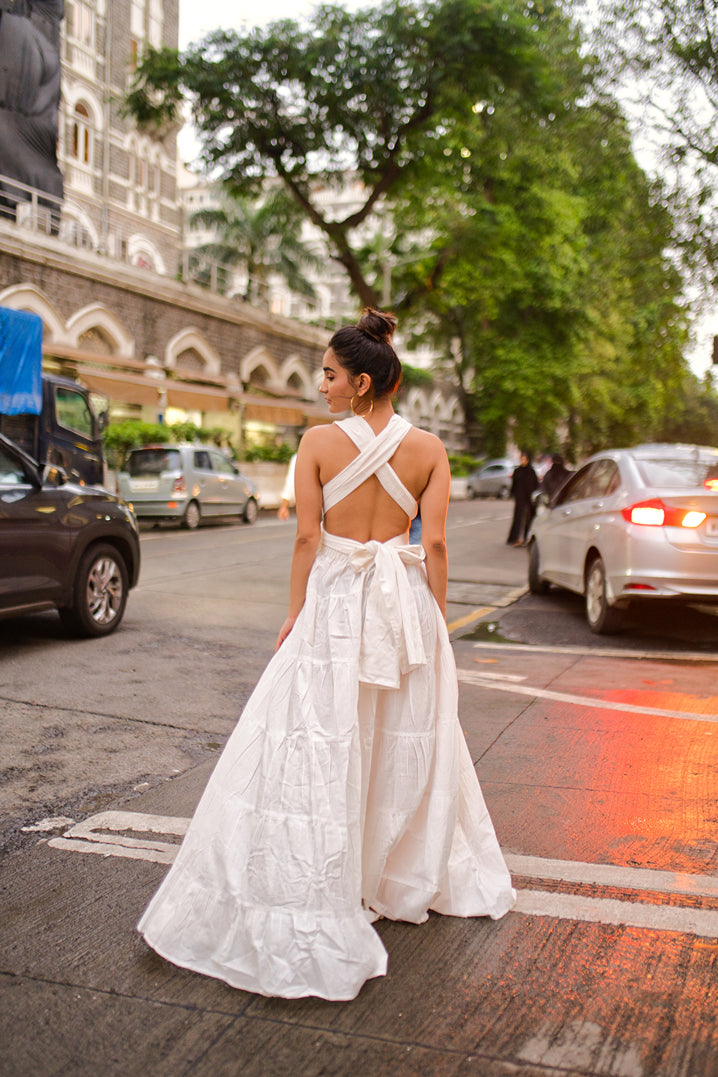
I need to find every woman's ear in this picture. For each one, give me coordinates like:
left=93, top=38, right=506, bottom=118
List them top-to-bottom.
left=356, top=373, right=372, bottom=396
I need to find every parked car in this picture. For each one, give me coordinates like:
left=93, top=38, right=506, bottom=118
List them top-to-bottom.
left=0, top=433, right=140, bottom=637
left=527, top=443, right=718, bottom=634
left=117, top=444, right=259, bottom=529
left=466, top=459, right=516, bottom=499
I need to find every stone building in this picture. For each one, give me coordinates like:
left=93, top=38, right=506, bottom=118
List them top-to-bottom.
left=58, top=0, right=181, bottom=273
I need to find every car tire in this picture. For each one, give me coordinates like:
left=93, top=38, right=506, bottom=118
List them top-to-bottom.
left=499, top=485, right=511, bottom=500
left=243, top=497, right=258, bottom=524
left=183, top=500, right=201, bottom=530
left=528, top=540, right=550, bottom=595
left=59, top=544, right=129, bottom=638
left=585, top=555, right=624, bottom=634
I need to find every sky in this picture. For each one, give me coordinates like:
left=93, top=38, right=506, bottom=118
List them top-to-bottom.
left=178, top=0, right=365, bottom=46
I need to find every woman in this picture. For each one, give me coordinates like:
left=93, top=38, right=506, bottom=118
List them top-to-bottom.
left=138, top=309, right=515, bottom=1001
left=506, top=451, right=539, bottom=546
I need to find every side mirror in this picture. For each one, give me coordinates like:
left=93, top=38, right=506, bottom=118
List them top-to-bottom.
left=42, top=463, right=68, bottom=487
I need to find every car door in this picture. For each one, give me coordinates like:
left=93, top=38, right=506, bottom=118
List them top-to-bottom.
left=0, top=445, right=70, bottom=612
left=191, top=449, right=216, bottom=515
left=208, top=449, right=244, bottom=514
left=551, top=459, right=621, bottom=592
left=536, top=463, right=600, bottom=589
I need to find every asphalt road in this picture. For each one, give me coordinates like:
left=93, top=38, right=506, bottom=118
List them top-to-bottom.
left=1, top=498, right=717, bottom=1076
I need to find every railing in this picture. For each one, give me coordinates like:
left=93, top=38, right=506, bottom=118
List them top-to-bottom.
left=0, top=173, right=64, bottom=237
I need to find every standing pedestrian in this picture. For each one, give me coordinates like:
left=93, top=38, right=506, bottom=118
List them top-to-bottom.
left=138, top=308, right=515, bottom=1001
left=277, top=451, right=297, bottom=520
left=506, top=451, right=538, bottom=546
left=540, top=452, right=571, bottom=502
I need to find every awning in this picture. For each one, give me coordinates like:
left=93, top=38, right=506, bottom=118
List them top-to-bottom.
left=76, top=368, right=162, bottom=407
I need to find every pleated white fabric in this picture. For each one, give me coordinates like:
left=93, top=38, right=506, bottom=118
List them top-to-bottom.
left=137, top=416, right=515, bottom=1000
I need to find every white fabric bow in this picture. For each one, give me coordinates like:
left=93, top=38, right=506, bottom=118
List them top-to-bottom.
left=344, top=539, right=427, bottom=688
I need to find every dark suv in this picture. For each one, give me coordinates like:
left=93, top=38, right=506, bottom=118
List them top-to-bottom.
left=0, top=433, right=141, bottom=637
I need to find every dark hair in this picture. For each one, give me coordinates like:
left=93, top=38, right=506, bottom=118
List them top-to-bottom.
left=328, top=309, right=402, bottom=398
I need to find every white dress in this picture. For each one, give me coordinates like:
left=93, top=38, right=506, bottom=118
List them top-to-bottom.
left=138, top=414, right=515, bottom=1000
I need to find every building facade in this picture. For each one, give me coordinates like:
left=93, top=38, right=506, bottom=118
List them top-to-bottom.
left=58, top=0, right=181, bottom=273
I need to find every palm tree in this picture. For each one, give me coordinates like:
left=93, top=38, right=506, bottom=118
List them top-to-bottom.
left=186, top=187, right=321, bottom=306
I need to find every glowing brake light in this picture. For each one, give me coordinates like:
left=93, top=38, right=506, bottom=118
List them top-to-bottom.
left=704, top=478, right=718, bottom=491
left=621, top=499, right=706, bottom=528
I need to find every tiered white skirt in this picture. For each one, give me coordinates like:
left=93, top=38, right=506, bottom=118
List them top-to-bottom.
left=138, top=534, right=515, bottom=1000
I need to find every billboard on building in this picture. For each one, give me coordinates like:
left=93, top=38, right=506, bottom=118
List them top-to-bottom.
left=0, top=1, right=64, bottom=218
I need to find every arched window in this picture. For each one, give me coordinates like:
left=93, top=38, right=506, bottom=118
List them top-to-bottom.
left=71, top=103, right=92, bottom=164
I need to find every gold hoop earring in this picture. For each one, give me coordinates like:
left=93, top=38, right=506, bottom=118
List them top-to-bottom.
left=350, top=394, right=374, bottom=416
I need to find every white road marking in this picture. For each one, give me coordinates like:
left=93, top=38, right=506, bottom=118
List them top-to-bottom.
left=471, top=639, right=718, bottom=663
left=456, top=668, right=718, bottom=723
left=47, top=810, right=188, bottom=864
left=46, top=812, right=718, bottom=939
left=21, top=815, right=76, bottom=832
left=505, top=853, right=718, bottom=900
left=513, top=890, right=718, bottom=939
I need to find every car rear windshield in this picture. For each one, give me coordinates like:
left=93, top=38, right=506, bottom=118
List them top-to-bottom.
left=127, top=449, right=181, bottom=476
left=637, top=455, right=718, bottom=488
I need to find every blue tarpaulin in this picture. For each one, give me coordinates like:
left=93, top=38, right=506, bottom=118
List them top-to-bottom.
left=0, top=306, right=43, bottom=415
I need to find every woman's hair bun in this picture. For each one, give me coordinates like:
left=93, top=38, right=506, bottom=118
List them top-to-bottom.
left=357, top=308, right=397, bottom=344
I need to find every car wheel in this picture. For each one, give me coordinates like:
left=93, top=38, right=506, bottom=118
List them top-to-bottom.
left=499, top=484, right=511, bottom=500
left=243, top=497, right=258, bottom=524
left=183, top=500, right=201, bottom=530
left=528, top=540, right=550, bottom=595
left=59, top=544, right=129, bottom=638
left=585, top=555, right=624, bottom=634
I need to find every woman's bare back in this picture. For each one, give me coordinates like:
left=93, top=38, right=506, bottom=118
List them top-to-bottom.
left=306, top=419, right=450, bottom=544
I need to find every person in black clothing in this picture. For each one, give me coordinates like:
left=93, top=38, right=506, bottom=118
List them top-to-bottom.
left=506, top=451, right=538, bottom=546
left=540, top=453, right=571, bottom=502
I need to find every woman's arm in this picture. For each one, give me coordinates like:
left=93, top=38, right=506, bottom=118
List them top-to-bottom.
left=275, top=432, right=324, bottom=649
left=416, top=438, right=451, bottom=618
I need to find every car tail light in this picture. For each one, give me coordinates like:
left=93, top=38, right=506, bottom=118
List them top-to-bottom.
left=172, top=476, right=186, bottom=495
left=704, top=477, right=718, bottom=491
left=621, top=499, right=706, bottom=528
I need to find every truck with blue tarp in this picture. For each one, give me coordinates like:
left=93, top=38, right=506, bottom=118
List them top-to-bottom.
left=0, top=306, right=107, bottom=485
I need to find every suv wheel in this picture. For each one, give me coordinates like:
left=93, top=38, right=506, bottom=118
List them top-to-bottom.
left=60, top=544, right=129, bottom=637
left=585, top=555, right=624, bottom=634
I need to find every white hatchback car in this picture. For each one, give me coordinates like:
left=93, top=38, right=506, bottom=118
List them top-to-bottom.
left=527, top=443, right=718, bottom=633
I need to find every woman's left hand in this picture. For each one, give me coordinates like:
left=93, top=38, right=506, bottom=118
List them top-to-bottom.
left=275, top=615, right=297, bottom=651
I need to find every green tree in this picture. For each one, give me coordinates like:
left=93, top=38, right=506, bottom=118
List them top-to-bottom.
left=126, top=0, right=558, bottom=307
left=580, top=0, right=718, bottom=291
left=389, top=9, right=687, bottom=456
left=187, top=187, right=321, bottom=305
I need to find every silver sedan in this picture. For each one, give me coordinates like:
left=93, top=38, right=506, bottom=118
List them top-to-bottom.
left=527, top=443, right=718, bottom=633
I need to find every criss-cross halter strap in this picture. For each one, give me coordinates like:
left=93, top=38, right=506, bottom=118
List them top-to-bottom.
left=322, top=414, right=417, bottom=517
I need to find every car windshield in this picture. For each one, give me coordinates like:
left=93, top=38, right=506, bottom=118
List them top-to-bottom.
left=127, top=449, right=181, bottom=477
left=636, top=455, right=718, bottom=488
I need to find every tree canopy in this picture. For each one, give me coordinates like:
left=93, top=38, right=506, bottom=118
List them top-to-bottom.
left=126, top=0, right=706, bottom=457
left=127, top=0, right=560, bottom=306
left=581, top=0, right=718, bottom=294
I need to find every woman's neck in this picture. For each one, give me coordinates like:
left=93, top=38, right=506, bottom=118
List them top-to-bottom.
left=355, top=396, right=395, bottom=431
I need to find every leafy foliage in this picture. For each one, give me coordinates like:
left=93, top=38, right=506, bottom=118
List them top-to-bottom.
left=126, top=0, right=697, bottom=457
left=127, top=0, right=558, bottom=306
left=580, top=0, right=718, bottom=295
left=104, top=420, right=228, bottom=467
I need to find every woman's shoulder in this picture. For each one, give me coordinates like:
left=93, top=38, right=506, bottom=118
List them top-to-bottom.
left=403, top=424, right=447, bottom=457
